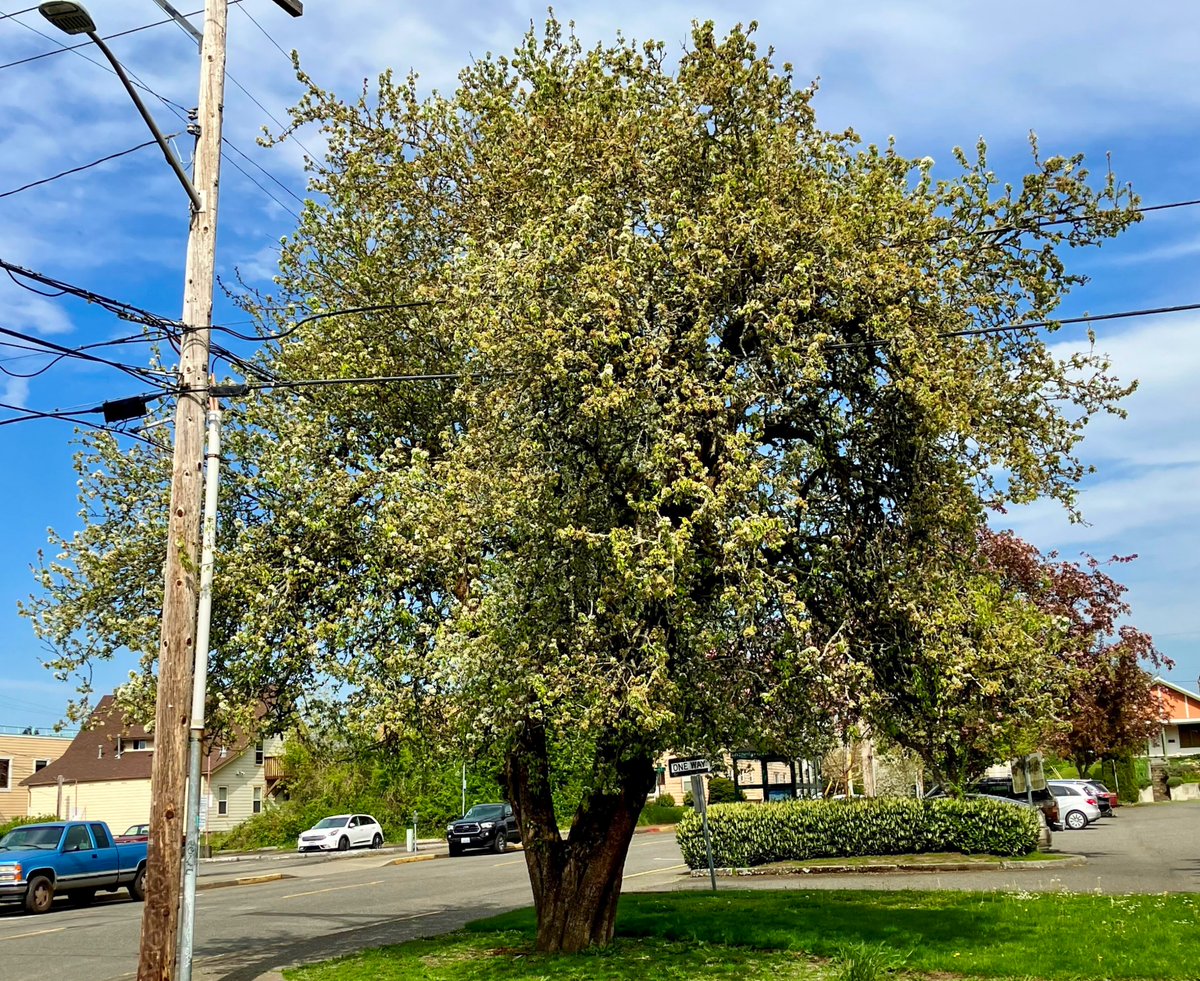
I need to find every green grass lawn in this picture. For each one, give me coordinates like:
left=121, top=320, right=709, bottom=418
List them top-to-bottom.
left=284, top=889, right=1200, bottom=981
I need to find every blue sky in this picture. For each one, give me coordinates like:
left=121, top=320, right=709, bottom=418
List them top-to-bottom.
left=1, top=1, right=1198, bottom=730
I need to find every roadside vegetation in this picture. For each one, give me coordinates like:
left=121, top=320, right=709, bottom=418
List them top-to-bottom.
left=675, top=798, right=1040, bottom=869
left=0, top=814, right=59, bottom=837
left=283, top=889, right=1200, bottom=980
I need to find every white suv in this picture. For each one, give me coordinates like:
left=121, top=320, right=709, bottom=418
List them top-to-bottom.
left=1047, top=782, right=1102, bottom=830
left=297, top=814, right=384, bottom=852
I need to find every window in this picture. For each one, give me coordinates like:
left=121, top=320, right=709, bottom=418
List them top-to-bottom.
left=1181, top=727, right=1200, bottom=749
left=255, top=740, right=264, bottom=766
left=0, top=757, right=10, bottom=791
left=34, top=758, right=50, bottom=772
left=217, top=786, right=228, bottom=816
left=252, top=787, right=262, bottom=814
left=90, top=823, right=112, bottom=849
left=65, top=825, right=92, bottom=851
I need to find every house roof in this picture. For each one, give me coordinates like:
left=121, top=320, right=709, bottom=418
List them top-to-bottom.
left=1150, top=677, right=1200, bottom=724
left=20, top=695, right=257, bottom=788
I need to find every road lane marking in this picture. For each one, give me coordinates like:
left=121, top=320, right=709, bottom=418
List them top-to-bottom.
left=492, top=858, right=525, bottom=867
left=624, top=864, right=686, bottom=879
left=282, top=879, right=385, bottom=899
left=396, top=910, right=440, bottom=921
left=0, top=926, right=66, bottom=942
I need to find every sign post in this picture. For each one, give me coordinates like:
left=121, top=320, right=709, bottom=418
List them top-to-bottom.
left=670, top=757, right=717, bottom=891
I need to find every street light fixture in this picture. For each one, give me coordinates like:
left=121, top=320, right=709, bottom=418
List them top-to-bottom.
left=38, top=1, right=202, bottom=212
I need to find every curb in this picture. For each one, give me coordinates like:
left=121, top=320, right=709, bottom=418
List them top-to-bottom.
left=386, top=853, right=443, bottom=866
left=689, top=854, right=1088, bottom=877
left=196, top=872, right=293, bottom=891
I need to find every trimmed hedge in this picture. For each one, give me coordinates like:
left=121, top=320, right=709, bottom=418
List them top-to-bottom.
left=675, top=797, right=1041, bottom=869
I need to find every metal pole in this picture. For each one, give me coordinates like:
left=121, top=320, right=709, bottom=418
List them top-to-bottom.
left=138, top=2, right=227, bottom=977
left=178, top=403, right=222, bottom=981
left=461, top=763, right=466, bottom=817
left=691, top=774, right=717, bottom=892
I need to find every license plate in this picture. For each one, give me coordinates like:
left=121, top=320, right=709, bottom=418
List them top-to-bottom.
left=460, top=837, right=470, bottom=844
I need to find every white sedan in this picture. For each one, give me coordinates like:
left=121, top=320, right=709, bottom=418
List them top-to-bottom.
left=297, top=814, right=384, bottom=852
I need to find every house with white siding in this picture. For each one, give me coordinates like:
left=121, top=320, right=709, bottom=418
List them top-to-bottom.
left=20, top=695, right=284, bottom=833
left=0, top=728, right=74, bottom=822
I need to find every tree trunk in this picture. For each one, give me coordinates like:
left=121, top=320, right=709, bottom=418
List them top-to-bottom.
left=504, top=722, right=649, bottom=953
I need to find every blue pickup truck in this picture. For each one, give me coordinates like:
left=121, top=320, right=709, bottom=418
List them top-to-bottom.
left=0, top=820, right=148, bottom=913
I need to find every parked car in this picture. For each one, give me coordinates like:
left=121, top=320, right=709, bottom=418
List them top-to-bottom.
left=967, top=777, right=1061, bottom=831
left=1054, top=779, right=1117, bottom=814
left=1048, top=782, right=1102, bottom=829
left=966, top=794, right=1052, bottom=849
left=446, top=803, right=520, bottom=856
left=297, top=814, right=384, bottom=853
left=0, top=820, right=148, bottom=913
left=114, top=823, right=151, bottom=843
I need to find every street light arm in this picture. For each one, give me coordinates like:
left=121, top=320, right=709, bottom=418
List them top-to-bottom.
left=87, top=31, right=202, bottom=212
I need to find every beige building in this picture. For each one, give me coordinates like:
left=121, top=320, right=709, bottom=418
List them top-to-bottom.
left=20, top=695, right=284, bottom=834
left=0, top=729, right=74, bottom=822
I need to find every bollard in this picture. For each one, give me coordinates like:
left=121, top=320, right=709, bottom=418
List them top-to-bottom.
left=406, top=828, right=415, bottom=852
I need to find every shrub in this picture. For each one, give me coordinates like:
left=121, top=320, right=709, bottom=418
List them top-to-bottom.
left=707, top=777, right=745, bottom=804
left=1167, top=777, right=1184, bottom=789
left=656, top=793, right=677, bottom=807
left=675, top=797, right=1040, bottom=869
left=639, top=802, right=686, bottom=826
left=0, top=814, right=60, bottom=837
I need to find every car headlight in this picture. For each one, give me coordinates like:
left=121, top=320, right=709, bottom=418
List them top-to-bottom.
left=480, top=822, right=495, bottom=829
left=446, top=824, right=455, bottom=831
left=0, top=864, right=22, bottom=882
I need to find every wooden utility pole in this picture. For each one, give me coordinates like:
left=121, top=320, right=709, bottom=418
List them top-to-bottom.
left=137, top=1, right=227, bottom=978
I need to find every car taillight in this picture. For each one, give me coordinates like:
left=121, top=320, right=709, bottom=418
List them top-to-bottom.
left=1086, top=798, right=1096, bottom=805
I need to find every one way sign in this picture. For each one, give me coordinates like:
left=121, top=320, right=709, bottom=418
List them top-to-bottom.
left=668, top=757, right=711, bottom=778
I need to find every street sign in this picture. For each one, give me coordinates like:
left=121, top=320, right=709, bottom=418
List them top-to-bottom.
left=668, top=757, right=711, bottom=778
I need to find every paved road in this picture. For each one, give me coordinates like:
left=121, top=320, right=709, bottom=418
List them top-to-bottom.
left=1, top=803, right=1196, bottom=981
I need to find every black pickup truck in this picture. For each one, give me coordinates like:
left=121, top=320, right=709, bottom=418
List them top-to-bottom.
left=446, top=803, right=520, bottom=856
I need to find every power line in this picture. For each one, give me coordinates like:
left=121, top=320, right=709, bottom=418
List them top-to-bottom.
left=0, top=2, right=243, bottom=72
left=236, top=2, right=291, bottom=62
left=223, top=68, right=319, bottom=163
left=222, top=136, right=304, bottom=206
left=0, top=138, right=170, bottom=200
left=219, top=144, right=301, bottom=219
left=1, top=257, right=180, bottom=328
left=825, top=301, right=1200, bottom=351
left=213, top=302, right=433, bottom=342
left=0, top=323, right=171, bottom=386
left=0, top=398, right=164, bottom=445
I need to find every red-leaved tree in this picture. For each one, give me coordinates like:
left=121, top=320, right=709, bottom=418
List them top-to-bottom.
left=978, top=529, right=1170, bottom=776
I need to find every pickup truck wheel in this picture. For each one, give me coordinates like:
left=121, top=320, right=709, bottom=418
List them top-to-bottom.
left=492, top=830, right=507, bottom=854
left=371, top=833, right=383, bottom=849
left=337, top=836, right=350, bottom=851
left=448, top=842, right=462, bottom=857
left=129, top=865, right=147, bottom=902
left=24, top=875, right=54, bottom=914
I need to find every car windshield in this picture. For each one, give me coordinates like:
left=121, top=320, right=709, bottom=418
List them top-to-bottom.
left=463, top=805, right=504, bottom=821
left=313, top=817, right=348, bottom=830
left=0, top=825, right=65, bottom=850
left=124, top=825, right=148, bottom=836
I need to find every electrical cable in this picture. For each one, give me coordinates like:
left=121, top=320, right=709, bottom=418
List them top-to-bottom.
left=0, top=2, right=243, bottom=72
left=236, top=2, right=291, bottom=62
left=223, top=68, right=319, bottom=163
left=222, top=136, right=305, bottom=206
left=0, top=138, right=171, bottom=200
left=219, top=147, right=301, bottom=219
left=0, top=257, right=181, bottom=328
left=212, top=302, right=433, bottom=342
left=826, top=302, right=1200, bottom=351
left=0, top=324, right=173, bottom=386
left=0, top=399, right=164, bottom=445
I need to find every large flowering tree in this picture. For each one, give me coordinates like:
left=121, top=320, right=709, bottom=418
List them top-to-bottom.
left=26, top=20, right=1139, bottom=952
